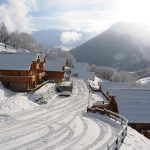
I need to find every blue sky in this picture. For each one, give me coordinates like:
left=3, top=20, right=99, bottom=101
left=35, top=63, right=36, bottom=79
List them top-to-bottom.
left=0, top=0, right=150, bottom=34
left=0, top=0, right=120, bottom=33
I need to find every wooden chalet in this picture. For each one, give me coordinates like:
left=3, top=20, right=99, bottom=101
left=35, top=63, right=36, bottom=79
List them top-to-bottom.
left=0, top=53, right=45, bottom=92
left=44, top=58, right=66, bottom=83
left=92, top=82, right=150, bottom=139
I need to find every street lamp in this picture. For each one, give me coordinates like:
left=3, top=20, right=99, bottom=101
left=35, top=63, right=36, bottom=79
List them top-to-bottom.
left=88, top=91, right=90, bottom=107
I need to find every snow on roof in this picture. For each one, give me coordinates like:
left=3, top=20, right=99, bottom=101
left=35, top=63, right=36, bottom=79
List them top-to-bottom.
left=17, top=48, right=30, bottom=53
left=0, top=53, right=38, bottom=70
left=45, top=57, right=66, bottom=71
left=75, top=62, right=89, bottom=69
left=72, top=63, right=95, bottom=79
left=136, top=77, right=150, bottom=85
left=100, top=82, right=131, bottom=94
left=101, top=82, right=150, bottom=123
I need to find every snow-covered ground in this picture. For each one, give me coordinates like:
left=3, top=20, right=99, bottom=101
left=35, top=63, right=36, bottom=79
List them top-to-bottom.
left=0, top=42, right=30, bottom=53
left=88, top=76, right=108, bottom=104
left=0, top=78, right=150, bottom=150
left=0, top=78, right=122, bottom=150
left=0, top=82, right=55, bottom=114
left=120, top=127, right=150, bottom=150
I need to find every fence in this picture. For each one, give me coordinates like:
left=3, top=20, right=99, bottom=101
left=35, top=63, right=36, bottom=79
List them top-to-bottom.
left=87, top=80, right=111, bottom=103
left=87, top=107, right=128, bottom=150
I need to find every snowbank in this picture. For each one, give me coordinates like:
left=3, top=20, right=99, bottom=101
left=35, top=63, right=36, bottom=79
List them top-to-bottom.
left=88, top=76, right=102, bottom=90
left=0, top=82, right=55, bottom=114
left=0, top=82, right=38, bottom=114
left=33, top=82, right=56, bottom=101
left=120, top=126, right=150, bottom=150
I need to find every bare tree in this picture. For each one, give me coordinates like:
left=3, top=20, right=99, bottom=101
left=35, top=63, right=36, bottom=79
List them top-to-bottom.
left=0, top=22, right=9, bottom=47
left=9, top=32, right=45, bottom=52
left=47, top=47, right=76, bottom=66
left=90, top=65, right=136, bottom=82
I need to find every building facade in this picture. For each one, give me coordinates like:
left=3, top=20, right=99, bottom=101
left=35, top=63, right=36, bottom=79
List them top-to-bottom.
left=0, top=53, right=45, bottom=92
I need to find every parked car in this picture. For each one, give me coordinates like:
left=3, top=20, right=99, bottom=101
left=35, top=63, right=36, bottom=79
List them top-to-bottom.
left=58, top=91, right=71, bottom=97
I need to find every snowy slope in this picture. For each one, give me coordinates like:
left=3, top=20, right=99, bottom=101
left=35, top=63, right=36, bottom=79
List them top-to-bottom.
left=0, top=42, right=30, bottom=53
left=0, top=42, right=17, bottom=53
left=0, top=78, right=150, bottom=149
left=0, top=78, right=122, bottom=150
left=0, top=81, right=37, bottom=114
left=0, top=82, right=55, bottom=114
left=120, top=127, right=150, bottom=150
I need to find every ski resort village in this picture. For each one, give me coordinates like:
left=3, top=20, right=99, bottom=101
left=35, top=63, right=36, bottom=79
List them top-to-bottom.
left=0, top=42, right=150, bottom=150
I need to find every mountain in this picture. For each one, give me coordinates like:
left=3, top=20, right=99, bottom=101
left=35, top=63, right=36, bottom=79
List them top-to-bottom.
left=71, top=22, right=150, bottom=71
left=32, top=29, right=95, bottom=48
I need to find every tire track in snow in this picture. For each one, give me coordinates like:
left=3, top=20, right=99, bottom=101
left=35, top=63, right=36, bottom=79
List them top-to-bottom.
left=0, top=78, right=122, bottom=150
left=17, top=113, right=78, bottom=150
left=53, top=113, right=88, bottom=149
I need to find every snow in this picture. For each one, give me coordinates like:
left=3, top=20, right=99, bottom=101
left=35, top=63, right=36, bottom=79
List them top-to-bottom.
left=0, top=42, right=30, bottom=54
left=0, top=43, right=17, bottom=53
left=0, top=53, right=38, bottom=70
left=45, top=57, right=66, bottom=71
left=72, top=63, right=95, bottom=80
left=88, top=76, right=103, bottom=90
left=137, top=77, right=150, bottom=85
left=0, top=78, right=149, bottom=149
left=0, top=78, right=122, bottom=150
left=0, top=81, right=55, bottom=114
left=57, top=81, right=72, bottom=86
left=101, top=81, right=150, bottom=123
left=120, top=126, right=150, bottom=150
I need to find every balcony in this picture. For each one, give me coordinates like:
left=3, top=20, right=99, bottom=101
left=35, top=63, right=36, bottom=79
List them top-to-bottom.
left=0, top=75, right=36, bottom=82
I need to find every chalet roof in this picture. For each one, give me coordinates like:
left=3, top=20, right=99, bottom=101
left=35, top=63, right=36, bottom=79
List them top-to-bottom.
left=0, top=53, right=39, bottom=70
left=45, top=58, right=66, bottom=71
left=72, top=63, right=95, bottom=80
left=75, top=63, right=89, bottom=70
left=79, top=71, right=95, bottom=80
left=101, top=81, right=150, bottom=123
left=116, top=96, right=150, bottom=123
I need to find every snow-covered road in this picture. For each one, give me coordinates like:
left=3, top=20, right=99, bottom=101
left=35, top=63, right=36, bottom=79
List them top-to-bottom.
left=0, top=78, right=122, bottom=150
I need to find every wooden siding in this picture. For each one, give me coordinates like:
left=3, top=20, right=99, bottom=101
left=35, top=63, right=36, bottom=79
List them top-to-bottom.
left=0, top=53, right=45, bottom=92
left=45, top=71, right=64, bottom=82
left=1, top=75, right=36, bottom=82
left=92, top=90, right=150, bottom=140
left=92, top=96, right=118, bottom=113
left=129, top=123, right=150, bottom=139
left=142, top=130, right=150, bottom=139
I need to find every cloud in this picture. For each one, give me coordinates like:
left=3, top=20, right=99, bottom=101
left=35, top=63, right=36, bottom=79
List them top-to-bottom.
left=0, top=0, right=37, bottom=33
left=0, top=0, right=118, bottom=33
left=30, top=0, right=118, bottom=33
left=42, top=0, right=118, bottom=12
left=31, top=10, right=117, bottom=33
left=60, top=31, right=82, bottom=44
